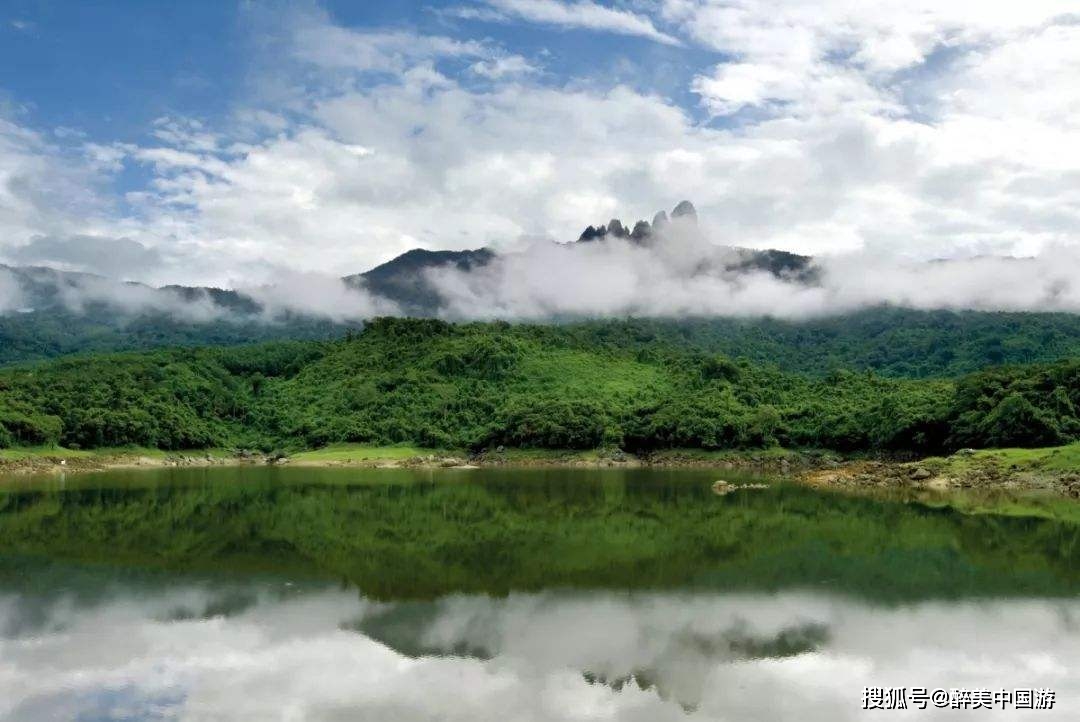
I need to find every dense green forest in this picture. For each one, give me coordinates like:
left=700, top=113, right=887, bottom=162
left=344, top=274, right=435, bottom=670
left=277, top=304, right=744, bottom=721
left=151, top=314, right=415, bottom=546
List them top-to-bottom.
left=6, top=307, right=1080, bottom=378
left=0, top=308, right=354, bottom=366
left=559, top=309, right=1080, bottom=378
left=1, top=317, right=1078, bottom=455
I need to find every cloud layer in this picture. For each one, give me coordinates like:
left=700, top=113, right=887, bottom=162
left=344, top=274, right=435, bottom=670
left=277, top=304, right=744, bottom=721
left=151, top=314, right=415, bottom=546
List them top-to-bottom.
left=0, top=1, right=1078, bottom=314
left=426, top=220, right=1080, bottom=320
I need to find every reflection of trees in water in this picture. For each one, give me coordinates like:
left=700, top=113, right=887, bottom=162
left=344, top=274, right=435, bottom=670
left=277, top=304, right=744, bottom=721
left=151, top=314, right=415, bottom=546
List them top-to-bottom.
left=2, top=472, right=1079, bottom=602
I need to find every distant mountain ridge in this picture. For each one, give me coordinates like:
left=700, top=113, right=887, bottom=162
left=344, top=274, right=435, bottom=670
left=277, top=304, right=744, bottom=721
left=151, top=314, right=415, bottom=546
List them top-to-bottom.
left=3, top=200, right=814, bottom=318
left=5, top=201, right=1080, bottom=373
left=345, top=201, right=817, bottom=313
left=344, top=247, right=496, bottom=316
left=0, top=264, right=259, bottom=316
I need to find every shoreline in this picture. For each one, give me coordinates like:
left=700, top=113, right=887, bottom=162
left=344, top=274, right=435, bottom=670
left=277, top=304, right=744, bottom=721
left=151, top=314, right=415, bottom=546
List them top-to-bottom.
left=2, top=445, right=1079, bottom=498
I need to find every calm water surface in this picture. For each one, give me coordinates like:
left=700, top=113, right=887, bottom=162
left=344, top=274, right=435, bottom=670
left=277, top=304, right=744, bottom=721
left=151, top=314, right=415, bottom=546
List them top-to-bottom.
left=1, top=466, right=1079, bottom=720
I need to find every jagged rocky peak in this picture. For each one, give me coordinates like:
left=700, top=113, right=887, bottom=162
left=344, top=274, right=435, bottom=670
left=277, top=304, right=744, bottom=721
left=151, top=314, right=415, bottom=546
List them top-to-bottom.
left=671, top=200, right=697, bottom=223
left=576, top=201, right=697, bottom=244
left=606, top=219, right=628, bottom=238
left=630, top=220, right=652, bottom=242
left=578, top=224, right=606, bottom=242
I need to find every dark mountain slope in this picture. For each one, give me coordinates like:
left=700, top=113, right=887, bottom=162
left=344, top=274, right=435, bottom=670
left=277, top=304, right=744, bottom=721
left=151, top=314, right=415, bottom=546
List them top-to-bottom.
left=344, top=247, right=495, bottom=315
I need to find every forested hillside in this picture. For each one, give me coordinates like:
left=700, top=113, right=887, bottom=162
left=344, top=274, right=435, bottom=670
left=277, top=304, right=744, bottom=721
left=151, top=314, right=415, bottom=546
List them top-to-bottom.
left=5, top=306, right=1080, bottom=378
left=0, top=309, right=355, bottom=366
left=1, top=318, right=1078, bottom=455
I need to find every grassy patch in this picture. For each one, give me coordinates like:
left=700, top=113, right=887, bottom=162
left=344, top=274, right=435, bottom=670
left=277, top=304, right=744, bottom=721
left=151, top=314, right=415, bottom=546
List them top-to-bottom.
left=929, top=443, right=1080, bottom=476
left=289, top=444, right=443, bottom=463
left=982, top=444, right=1080, bottom=472
left=0, top=446, right=234, bottom=462
left=0, top=446, right=96, bottom=461
left=648, top=447, right=806, bottom=462
left=486, top=448, right=612, bottom=463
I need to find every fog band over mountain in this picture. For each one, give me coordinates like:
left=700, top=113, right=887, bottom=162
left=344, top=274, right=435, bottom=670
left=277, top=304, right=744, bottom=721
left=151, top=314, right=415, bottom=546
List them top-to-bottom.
left=4, top=202, right=1079, bottom=323
left=419, top=202, right=1080, bottom=321
left=426, top=243, right=1080, bottom=321
left=0, top=264, right=397, bottom=323
left=0, top=267, right=23, bottom=314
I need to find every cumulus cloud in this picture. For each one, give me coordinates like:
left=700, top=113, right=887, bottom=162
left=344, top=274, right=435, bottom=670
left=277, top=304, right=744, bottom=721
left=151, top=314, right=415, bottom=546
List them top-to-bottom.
left=669, top=0, right=1080, bottom=128
left=0, top=1, right=1079, bottom=316
left=115, top=4, right=1080, bottom=279
left=0, top=116, right=112, bottom=248
left=2, top=585, right=1077, bottom=720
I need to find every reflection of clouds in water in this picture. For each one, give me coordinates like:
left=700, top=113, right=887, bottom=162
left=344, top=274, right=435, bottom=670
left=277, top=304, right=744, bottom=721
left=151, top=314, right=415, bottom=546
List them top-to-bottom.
left=1, top=587, right=1078, bottom=721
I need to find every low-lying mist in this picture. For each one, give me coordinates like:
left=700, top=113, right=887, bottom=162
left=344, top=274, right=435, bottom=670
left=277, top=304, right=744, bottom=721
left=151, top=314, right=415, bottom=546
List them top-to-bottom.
left=4, top=211, right=1080, bottom=324
left=426, top=221, right=1080, bottom=320
left=1, top=265, right=398, bottom=323
left=0, top=267, right=22, bottom=314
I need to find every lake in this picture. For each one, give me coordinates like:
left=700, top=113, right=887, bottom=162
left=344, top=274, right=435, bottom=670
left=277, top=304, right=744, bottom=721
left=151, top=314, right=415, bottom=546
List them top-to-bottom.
left=1, top=466, right=1078, bottom=720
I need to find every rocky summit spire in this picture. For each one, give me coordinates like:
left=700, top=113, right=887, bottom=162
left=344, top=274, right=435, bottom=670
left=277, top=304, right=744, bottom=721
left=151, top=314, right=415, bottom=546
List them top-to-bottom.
left=671, top=200, right=697, bottom=223
left=575, top=204, right=694, bottom=245
left=606, top=219, right=628, bottom=238
left=630, top=220, right=652, bottom=242
left=578, top=224, right=605, bottom=242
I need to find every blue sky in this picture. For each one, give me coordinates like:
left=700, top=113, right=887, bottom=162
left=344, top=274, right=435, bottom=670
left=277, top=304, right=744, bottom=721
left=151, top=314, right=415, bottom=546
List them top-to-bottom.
left=0, top=1, right=710, bottom=150
left=1, top=1, right=1079, bottom=295
left=1, top=2, right=242, bottom=138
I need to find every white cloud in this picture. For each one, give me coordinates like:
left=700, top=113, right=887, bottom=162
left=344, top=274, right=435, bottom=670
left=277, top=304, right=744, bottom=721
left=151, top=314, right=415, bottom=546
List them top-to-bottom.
left=461, top=0, right=682, bottom=45
left=670, top=0, right=1080, bottom=119
left=1, top=1, right=1080, bottom=316
left=293, top=26, right=490, bottom=73
left=470, top=54, right=541, bottom=79
left=690, top=61, right=894, bottom=118
left=0, top=117, right=112, bottom=248
left=427, top=229, right=1080, bottom=320
left=0, top=266, right=23, bottom=312
left=2, top=586, right=1078, bottom=720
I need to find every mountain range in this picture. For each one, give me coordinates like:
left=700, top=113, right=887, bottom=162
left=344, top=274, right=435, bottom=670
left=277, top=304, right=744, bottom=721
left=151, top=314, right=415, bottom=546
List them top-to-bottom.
left=2, top=201, right=815, bottom=319
left=4, top=201, right=1080, bottom=376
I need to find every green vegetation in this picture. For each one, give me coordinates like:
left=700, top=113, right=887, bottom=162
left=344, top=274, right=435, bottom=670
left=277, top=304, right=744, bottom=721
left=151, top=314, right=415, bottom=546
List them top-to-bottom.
left=6, top=307, right=1080, bottom=379
left=0, top=308, right=353, bottom=366
left=553, top=308, right=1080, bottom=378
left=0, top=317, right=1079, bottom=456
left=290, top=443, right=438, bottom=463
left=925, top=443, right=1080, bottom=476
left=0, top=446, right=98, bottom=461
left=0, top=446, right=233, bottom=463
left=1, top=468, right=1078, bottom=600
left=912, top=487, right=1080, bottom=527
